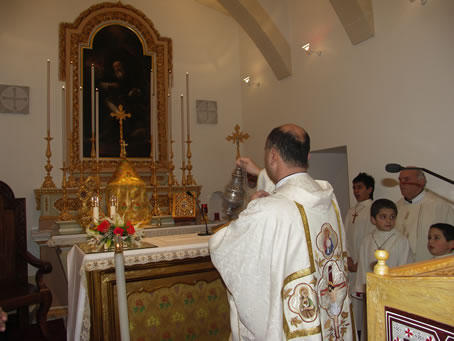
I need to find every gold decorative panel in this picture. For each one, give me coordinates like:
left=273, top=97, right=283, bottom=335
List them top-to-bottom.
left=87, top=256, right=230, bottom=340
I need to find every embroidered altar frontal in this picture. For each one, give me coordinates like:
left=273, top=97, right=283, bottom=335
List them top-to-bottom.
left=87, top=256, right=230, bottom=340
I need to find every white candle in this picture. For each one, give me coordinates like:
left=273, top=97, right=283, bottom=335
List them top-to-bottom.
left=47, top=59, right=50, bottom=134
left=69, top=61, right=73, bottom=133
left=91, top=64, right=95, bottom=136
left=150, top=69, right=153, bottom=155
left=168, top=70, right=172, bottom=88
left=186, top=72, right=190, bottom=137
left=62, top=86, right=66, bottom=161
left=79, top=86, right=83, bottom=128
left=96, top=89, right=99, bottom=162
left=168, top=94, right=172, bottom=141
left=180, top=94, right=184, bottom=162
left=110, top=205, right=116, bottom=218
left=93, top=206, right=99, bottom=222
left=114, top=246, right=130, bottom=341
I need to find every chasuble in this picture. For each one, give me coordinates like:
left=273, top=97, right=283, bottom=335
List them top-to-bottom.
left=209, top=173, right=355, bottom=340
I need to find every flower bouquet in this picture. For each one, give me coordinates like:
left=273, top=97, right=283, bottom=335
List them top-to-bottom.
left=87, top=213, right=144, bottom=250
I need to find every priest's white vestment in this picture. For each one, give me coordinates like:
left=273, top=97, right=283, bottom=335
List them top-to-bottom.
left=209, top=173, right=355, bottom=340
left=395, top=190, right=454, bottom=262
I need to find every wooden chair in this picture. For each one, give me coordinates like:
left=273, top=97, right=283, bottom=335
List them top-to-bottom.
left=0, top=181, right=52, bottom=340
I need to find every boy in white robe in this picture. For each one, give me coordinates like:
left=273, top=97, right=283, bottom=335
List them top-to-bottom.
left=210, top=125, right=355, bottom=340
left=343, top=172, right=375, bottom=336
left=354, top=199, right=413, bottom=340
left=427, top=223, right=454, bottom=258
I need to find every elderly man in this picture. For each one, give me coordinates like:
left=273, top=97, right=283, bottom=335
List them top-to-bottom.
left=209, top=124, right=354, bottom=340
left=394, top=168, right=454, bottom=262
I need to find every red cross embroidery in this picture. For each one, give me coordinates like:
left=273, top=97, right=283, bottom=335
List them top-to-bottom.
left=405, top=328, right=413, bottom=337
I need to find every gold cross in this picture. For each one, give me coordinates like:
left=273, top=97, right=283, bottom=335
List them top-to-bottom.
left=110, top=105, right=131, bottom=158
left=226, top=124, right=250, bottom=159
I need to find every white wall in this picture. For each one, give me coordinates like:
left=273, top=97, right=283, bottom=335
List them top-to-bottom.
left=0, top=0, right=243, bottom=259
left=240, top=0, right=454, bottom=208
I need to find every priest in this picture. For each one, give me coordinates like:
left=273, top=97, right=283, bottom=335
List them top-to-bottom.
left=209, top=124, right=354, bottom=340
left=394, top=168, right=454, bottom=262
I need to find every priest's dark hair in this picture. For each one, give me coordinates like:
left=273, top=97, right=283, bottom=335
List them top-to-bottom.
left=265, top=126, right=310, bottom=168
left=353, top=172, right=375, bottom=200
left=370, top=199, right=397, bottom=218
left=430, top=223, right=454, bottom=242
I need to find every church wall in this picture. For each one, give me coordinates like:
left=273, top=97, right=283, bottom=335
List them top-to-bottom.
left=0, top=0, right=243, bottom=263
left=239, top=0, right=454, bottom=210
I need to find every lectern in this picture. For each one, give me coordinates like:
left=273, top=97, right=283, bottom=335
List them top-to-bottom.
left=367, top=255, right=454, bottom=340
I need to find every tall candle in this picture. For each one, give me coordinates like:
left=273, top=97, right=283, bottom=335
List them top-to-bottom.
left=47, top=59, right=50, bottom=133
left=69, top=61, right=73, bottom=133
left=91, top=64, right=95, bottom=136
left=150, top=69, right=153, bottom=155
left=186, top=72, right=190, bottom=137
left=62, top=86, right=66, bottom=161
left=79, top=86, right=83, bottom=127
left=95, top=89, right=99, bottom=162
left=168, top=93, right=172, bottom=140
left=180, top=94, right=184, bottom=162
left=114, top=243, right=130, bottom=341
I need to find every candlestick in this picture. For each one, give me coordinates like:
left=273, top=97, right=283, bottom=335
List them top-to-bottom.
left=47, top=59, right=50, bottom=133
left=91, top=64, right=95, bottom=136
left=186, top=72, right=190, bottom=137
left=79, top=86, right=83, bottom=128
left=96, top=89, right=99, bottom=162
left=180, top=94, right=184, bottom=163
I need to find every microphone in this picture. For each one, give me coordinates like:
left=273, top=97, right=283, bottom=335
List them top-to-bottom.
left=385, top=163, right=404, bottom=173
left=385, top=164, right=454, bottom=185
left=186, top=191, right=212, bottom=236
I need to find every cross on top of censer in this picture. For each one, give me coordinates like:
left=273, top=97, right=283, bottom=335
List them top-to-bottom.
left=110, top=104, right=131, bottom=158
left=226, top=124, right=250, bottom=159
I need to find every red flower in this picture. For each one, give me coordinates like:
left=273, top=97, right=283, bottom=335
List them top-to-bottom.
left=96, top=220, right=110, bottom=233
left=126, top=221, right=135, bottom=235
left=113, top=227, right=124, bottom=235
left=161, top=296, right=168, bottom=302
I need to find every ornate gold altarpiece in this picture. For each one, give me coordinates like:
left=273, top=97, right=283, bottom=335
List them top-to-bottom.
left=35, top=2, right=200, bottom=233
left=367, top=255, right=454, bottom=340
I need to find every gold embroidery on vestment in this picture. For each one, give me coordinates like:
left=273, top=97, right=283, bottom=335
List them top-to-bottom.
left=332, top=200, right=344, bottom=255
left=285, top=324, right=322, bottom=339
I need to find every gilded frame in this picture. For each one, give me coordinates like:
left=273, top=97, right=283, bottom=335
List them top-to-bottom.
left=59, top=2, right=172, bottom=172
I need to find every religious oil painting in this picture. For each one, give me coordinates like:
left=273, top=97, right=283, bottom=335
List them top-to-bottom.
left=82, top=24, right=152, bottom=158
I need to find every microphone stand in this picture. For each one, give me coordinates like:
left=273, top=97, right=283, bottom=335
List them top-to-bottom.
left=386, top=163, right=454, bottom=185
left=186, top=191, right=212, bottom=236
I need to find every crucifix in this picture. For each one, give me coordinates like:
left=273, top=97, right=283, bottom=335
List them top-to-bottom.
left=110, top=104, right=131, bottom=158
left=226, top=124, right=250, bottom=159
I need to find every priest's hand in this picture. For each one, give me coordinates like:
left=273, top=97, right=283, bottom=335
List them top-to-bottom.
left=236, top=157, right=261, bottom=176
left=250, top=190, right=270, bottom=200
left=347, top=257, right=357, bottom=272
left=0, top=306, right=7, bottom=332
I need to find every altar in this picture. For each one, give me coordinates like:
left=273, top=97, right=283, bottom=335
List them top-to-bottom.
left=67, top=233, right=230, bottom=341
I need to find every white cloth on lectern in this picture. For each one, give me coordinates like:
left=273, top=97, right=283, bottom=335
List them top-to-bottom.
left=209, top=173, right=355, bottom=340
left=395, top=190, right=454, bottom=262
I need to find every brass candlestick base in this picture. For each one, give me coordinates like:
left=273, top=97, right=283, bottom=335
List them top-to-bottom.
left=41, top=134, right=56, bottom=189
left=185, top=137, right=197, bottom=185
left=58, top=163, right=73, bottom=221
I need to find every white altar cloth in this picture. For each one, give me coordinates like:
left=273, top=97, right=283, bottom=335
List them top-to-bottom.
left=67, top=233, right=212, bottom=341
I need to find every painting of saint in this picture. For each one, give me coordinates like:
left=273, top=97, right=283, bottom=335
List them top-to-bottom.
left=82, top=25, right=152, bottom=158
